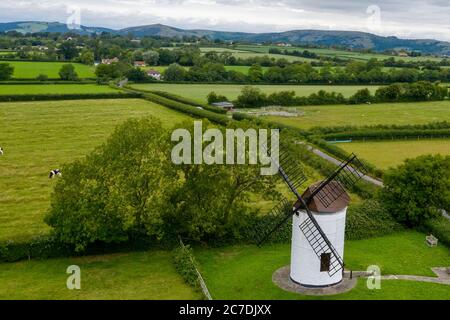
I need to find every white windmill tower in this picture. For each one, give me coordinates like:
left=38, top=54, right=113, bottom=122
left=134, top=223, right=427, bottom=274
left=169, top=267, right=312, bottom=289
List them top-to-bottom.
left=257, top=146, right=367, bottom=288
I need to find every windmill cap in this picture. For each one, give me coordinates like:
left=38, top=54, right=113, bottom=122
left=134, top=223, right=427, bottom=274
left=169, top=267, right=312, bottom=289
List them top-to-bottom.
left=295, top=181, right=350, bottom=214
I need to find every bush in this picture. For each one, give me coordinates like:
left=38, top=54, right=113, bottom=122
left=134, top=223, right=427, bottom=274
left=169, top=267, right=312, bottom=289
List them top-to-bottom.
left=0, top=63, right=14, bottom=80
left=59, top=64, right=79, bottom=81
left=36, top=74, right=49, bottom=81
left=207, top=91, right=229, bottom=104
left=381, top=155, right=450, bottom=227
left=346, top=200, right=403, bottom=240
left=423, top=217, right=450, bottom=247
left=172, top=243, right=201, bottom=291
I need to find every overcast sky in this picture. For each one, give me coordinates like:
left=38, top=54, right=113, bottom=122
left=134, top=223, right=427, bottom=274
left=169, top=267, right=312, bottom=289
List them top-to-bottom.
left=0, top=0, right=449, bottom=41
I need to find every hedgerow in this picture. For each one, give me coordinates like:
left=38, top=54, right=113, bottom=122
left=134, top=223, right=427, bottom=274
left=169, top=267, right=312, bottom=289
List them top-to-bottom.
left=141, top=90, right=228, bottom=115
left=0, top=92, right=141, bottom=102
left=142, top=92, right=231, bottom=125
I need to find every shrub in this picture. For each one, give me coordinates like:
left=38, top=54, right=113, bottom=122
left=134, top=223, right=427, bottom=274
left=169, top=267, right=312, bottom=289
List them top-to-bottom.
left=0, top=62, right=14, bottom=80
left=59, top=64, right=79, bottom=81
left=36, top=74, right=49, bottom=81
left=207, top=91, right=229, bottom=104
left=346, top=200, right=403, bottom=240
left=423, top=217, right=450, bottom=247
left=172, top=243, right=201, bottom=291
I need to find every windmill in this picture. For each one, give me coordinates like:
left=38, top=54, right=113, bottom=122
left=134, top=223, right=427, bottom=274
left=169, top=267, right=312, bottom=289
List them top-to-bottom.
left=256, top=143, right=368, bottom=287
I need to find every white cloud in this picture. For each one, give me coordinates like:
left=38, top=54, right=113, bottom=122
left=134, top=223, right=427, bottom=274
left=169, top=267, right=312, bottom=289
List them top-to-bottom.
left=0, top=0, right=448, bottom=41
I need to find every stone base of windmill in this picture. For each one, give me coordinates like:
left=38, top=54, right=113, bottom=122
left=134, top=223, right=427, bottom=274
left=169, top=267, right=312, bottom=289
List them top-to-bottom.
left=273, top=266, right=357, bottom=296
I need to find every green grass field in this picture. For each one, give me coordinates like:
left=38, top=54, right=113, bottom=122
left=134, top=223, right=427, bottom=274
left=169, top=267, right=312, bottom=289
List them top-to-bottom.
left=236, top=45, right=445, bottom=62
left=3, top=61, right=95, bottom=79
left=130, top=83, right=380, bottom=102
left=0, top=84, right=119, bottom=95
left=0, top=99, right=192, bottom=242
left=264, top=101, right=450, bottom=129
left=336, top=139, right=450, bottom=169
left=194, top=231, right=450, bottom=300
left=0, top=251, right=200, bottom=300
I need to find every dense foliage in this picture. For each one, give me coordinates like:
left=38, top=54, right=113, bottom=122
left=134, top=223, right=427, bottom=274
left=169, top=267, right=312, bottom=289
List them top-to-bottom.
left=45, top=117, right=278, bottom=251
left=381, top=155, right=450, bottom=226
left=345, top=200, right=403, bottom=240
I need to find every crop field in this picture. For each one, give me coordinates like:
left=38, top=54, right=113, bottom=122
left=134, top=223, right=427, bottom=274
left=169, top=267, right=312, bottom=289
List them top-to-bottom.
left=2, top=61, right=96, bottom=79
left=129, top=83, right=381, bottom=102
left=0, top=84, right=119, bottom=95
left=0, top=99, right=192, bottom=242
left=264, top=101, right=450, bottom=130
left=336, top=139, right=450, bottom=169
left=194, top=231, right=450, bottom=300
left=0, top=251, right=200, bottom=300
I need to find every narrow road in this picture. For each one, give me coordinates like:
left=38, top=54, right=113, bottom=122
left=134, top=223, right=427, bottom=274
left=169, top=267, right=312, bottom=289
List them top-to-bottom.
left=303, top=143, right=450, bottom=220
left=303, top=144, right=384, bottom=187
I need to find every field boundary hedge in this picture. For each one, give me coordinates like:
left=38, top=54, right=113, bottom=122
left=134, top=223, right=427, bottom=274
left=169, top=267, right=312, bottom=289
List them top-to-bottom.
left=122, top=86, right=232, bottom=125
left=135, top=88, right=228, bottom=115
left=0, top=92, right=141, bottom=102
left=322, top=129, right=450, bottom=141
left=174, top=238, right=212, bottom=300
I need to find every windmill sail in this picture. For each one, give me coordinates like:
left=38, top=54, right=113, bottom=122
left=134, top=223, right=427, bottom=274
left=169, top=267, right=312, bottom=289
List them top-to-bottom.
left=257, top=144, right=368, bottom=277
left=305, top=153, right=368, bottom=208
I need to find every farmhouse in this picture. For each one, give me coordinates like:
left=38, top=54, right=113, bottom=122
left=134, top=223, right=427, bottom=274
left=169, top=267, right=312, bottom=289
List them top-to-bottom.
left=101, top=57, right=119, bottom=65
left=134, top=61, right=146, bottom=67
left=147, top=69, right=162, bottom=80
left=212, top=101, right=234, bottom=111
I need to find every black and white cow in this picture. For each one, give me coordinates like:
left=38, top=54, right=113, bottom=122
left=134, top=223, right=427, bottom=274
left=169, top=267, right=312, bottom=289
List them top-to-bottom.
left=0, top=147, right=3, bottom=156
left=49, top=169, right=62, bottom=179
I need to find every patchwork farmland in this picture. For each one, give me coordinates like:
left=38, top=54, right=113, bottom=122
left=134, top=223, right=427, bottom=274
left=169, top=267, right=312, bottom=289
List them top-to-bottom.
left=0, top=19, right=449, bottom=303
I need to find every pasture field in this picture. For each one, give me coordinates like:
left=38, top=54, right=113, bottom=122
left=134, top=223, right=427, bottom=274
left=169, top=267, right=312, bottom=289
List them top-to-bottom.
left=236, top=45, right=445, bottom=62
left=2, top=61, right=95, bottom=79
left=129, top=83, right=381, bottom=102
left=0, top=84, right=119, bottom=95
left=0, top=99, right=192, bottom=242
left=264, top=101, right=450, bottom=130
left=336, top=139, right=450, bottom=170
left=194, top=231, right=450, bottom=300
left=0, top=251, right=200, bottom=300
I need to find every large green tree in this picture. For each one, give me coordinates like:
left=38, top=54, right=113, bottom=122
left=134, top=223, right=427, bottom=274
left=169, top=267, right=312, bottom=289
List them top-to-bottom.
left=45, top=118, right=277, bottom=251
left=381, top=155, right=450, bottom=226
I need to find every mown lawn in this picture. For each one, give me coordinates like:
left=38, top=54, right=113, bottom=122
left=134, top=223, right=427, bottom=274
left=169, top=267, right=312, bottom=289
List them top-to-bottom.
left=3, top=61, right=95, bottom=79
left=130, top=83, right=380, bottom=102
left=0, top=84, right=119, bottom=95
left=0, top=99, right=192, bottom=242
left=265, top=101, right=450, bottom=129
left=336, top=139, right=450, bottom=169
left=194, top=231, right=450, bottom=300
left=0, top=251, right=200, bottom=300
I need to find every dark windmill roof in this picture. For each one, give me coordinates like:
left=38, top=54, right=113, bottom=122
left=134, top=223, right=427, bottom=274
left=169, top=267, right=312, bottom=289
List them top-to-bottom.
left=294, top=181, right=350, bottom=214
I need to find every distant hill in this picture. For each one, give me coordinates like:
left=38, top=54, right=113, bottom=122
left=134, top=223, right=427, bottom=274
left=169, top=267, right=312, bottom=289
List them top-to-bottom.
left=0, top=21, right=111, bottom=35
left=1, top=21, right=449, bottom=56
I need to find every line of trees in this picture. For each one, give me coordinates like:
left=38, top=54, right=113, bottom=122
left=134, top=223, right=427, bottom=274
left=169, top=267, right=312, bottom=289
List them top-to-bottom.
left=228, top=81, right=448, bottom=108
